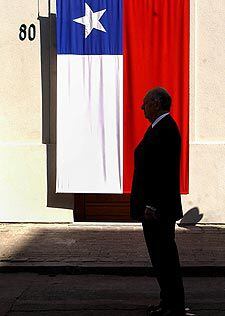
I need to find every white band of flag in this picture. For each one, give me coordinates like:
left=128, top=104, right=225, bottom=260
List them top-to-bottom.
left=56, top=55, right=123, bottom=193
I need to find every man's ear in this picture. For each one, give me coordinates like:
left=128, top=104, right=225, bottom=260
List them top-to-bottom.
left=155, top=100, right=161, bottom=111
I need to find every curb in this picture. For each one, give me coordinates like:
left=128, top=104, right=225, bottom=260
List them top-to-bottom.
left=0, top=265, right=224, bottom=276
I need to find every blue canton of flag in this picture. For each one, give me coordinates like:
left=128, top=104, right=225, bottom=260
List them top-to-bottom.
left=56, top=0, right=122, bottom=55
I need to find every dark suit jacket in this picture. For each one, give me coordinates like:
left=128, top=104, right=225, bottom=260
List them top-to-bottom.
left=130, top=114, right=184, bottom=222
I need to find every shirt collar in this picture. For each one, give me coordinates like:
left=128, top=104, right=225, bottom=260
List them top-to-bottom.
left=151, top=112, right=170, bottom=128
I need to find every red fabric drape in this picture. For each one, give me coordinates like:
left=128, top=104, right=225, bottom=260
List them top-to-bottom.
left=123, top=0, right=189, bottom=194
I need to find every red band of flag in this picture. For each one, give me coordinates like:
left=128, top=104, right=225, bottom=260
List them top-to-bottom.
left=123, top=0, right=190, bottom=194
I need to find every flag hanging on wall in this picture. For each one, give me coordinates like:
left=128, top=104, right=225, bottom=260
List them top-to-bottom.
left=56, top=0, right=189, bottom=194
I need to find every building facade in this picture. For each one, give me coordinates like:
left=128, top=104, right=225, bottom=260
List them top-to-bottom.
left=0, top=0, right=224, bottom=223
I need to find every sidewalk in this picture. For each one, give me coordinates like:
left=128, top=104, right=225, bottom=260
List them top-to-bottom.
left=0, top=223, right=224, bottom=272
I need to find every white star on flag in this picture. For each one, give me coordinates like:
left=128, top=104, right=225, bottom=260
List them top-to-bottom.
left=73, top=3, right=107, bottom=38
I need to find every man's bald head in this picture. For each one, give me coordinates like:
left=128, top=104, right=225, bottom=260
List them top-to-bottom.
left=141, top=87, right=172, bottom=123
left=145, top=87, right=172, bottom=111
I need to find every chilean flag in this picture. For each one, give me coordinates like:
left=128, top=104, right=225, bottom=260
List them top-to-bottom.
left=56, top=0, right=189, bottom=194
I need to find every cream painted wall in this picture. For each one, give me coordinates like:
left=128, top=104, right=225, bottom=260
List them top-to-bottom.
left=0, top=0, right=224, bottom=223
left=0, top=0, right=74, bottom=222
left=180, top=0, right=225, bottom=223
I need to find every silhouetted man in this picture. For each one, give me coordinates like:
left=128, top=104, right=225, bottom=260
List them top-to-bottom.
left=130, top=87, right=186, bottom=316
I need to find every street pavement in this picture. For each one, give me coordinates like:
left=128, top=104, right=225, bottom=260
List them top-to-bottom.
left=0, top=223, right=225, bottom=315
left=0, top=273, right=224, bottom=315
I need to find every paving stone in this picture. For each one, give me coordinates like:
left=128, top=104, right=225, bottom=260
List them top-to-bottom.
left=0, top=224, right=225, bottom=268
left=4, top=311, right=147, bottom=316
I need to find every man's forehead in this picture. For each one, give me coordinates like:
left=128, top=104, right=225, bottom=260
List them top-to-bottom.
left=144, top=92, right=153, bottom=102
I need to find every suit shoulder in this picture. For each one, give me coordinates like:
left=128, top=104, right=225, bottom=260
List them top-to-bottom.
left=159, top=115, right=180, bottom=134
left=155, top=116, right=181, bottom=145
